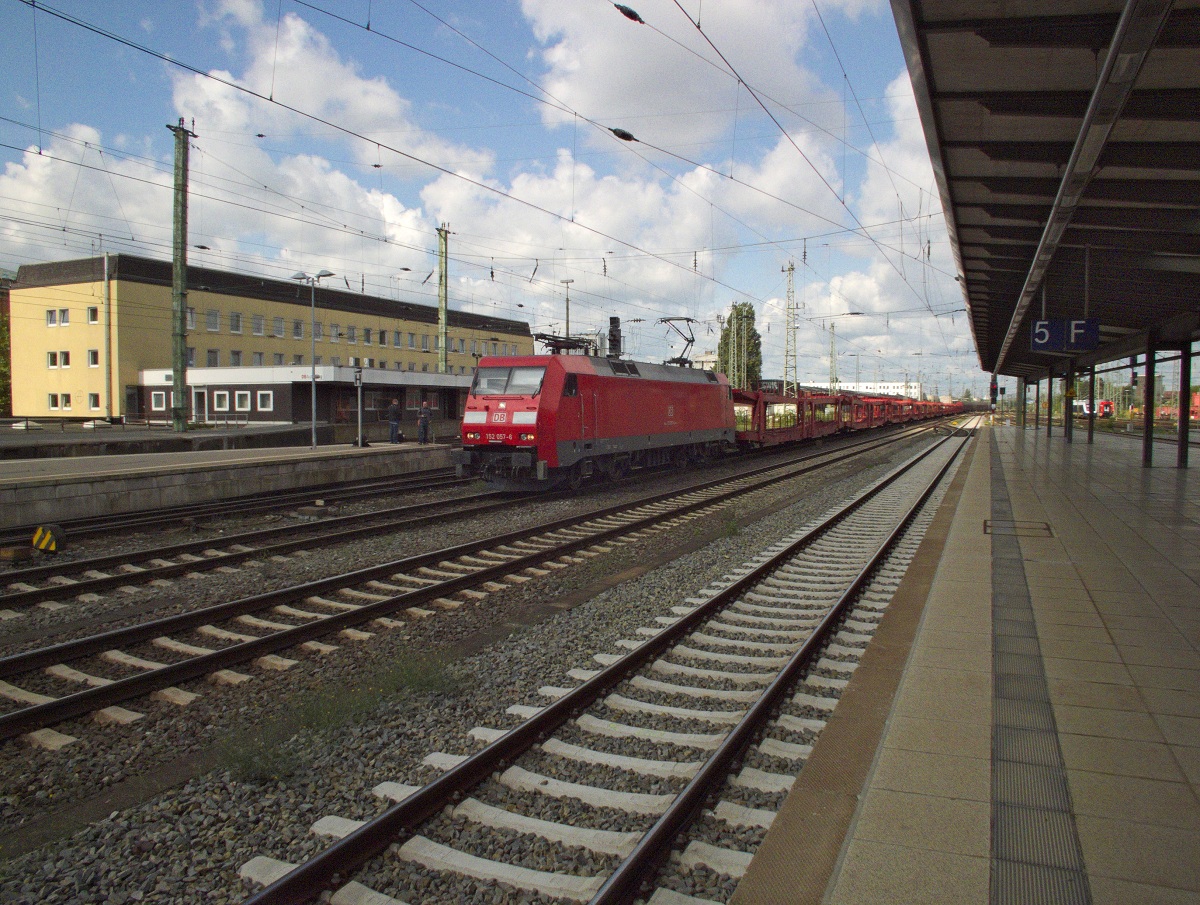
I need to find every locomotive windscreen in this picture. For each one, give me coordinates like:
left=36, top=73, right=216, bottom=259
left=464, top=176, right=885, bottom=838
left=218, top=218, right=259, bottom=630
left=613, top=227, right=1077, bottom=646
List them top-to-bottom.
left=471, top=366, right=546, bottom=396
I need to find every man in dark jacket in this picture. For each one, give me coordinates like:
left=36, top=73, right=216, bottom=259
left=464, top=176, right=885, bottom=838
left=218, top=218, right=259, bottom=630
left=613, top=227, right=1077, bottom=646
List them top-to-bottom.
left=387, top=398, right=401, bottom=443
left=417, top=400, right=433, bottom=444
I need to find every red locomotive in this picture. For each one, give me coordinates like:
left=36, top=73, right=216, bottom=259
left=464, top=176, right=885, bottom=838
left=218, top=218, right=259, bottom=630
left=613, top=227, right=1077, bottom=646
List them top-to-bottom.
left=456, top=354, right=737, bottom=488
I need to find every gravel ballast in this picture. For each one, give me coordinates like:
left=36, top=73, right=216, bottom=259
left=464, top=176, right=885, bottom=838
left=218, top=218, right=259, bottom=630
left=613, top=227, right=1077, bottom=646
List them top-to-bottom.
left=0, top=433, right=952, bottom=904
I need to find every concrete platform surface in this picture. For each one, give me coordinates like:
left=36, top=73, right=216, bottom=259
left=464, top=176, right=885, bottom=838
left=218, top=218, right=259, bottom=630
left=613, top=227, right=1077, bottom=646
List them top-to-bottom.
left=734, top=423, right=1200, bottom=904
left=0, top=440, right=452, bottom=530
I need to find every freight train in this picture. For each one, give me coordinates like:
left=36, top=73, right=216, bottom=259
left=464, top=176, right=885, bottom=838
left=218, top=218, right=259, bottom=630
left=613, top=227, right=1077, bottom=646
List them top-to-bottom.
left=454, top=352, right=963, bottom=490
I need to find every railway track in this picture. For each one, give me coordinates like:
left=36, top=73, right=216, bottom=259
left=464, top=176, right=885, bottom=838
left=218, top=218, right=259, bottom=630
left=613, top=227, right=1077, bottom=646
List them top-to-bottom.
left=235, top=420, right=976, bottom=905
left=0, top=424, right=945, bottom=747
left=0, top=426, right=936, bottom=616
left=0, top=468, right=468, bottom=548
left=0, top=489, right=525, bottom=616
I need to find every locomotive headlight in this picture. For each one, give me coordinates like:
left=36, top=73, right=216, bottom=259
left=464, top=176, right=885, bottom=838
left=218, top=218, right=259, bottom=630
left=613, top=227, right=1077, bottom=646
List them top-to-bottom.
left=466, top=431, right=481, bottom=440
left=519, top=433, right=536, bottom=441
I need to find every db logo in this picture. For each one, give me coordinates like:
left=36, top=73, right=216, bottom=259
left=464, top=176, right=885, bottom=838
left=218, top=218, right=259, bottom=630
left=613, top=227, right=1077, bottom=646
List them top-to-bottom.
left=491, top=412, right=507, bottom=423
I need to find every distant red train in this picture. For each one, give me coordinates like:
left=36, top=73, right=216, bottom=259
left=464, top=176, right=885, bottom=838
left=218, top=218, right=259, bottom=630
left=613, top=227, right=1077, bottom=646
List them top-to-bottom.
left=455, top=353, right=963, bottom=489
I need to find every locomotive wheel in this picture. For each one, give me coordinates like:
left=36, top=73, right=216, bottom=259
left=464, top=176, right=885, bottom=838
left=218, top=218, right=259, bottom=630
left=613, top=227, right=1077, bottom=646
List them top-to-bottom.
left=566, top=463, right=584, bottom=490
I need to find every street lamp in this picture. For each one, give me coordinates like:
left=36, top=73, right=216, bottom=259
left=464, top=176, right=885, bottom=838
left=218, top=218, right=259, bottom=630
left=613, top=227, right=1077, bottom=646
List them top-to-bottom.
left=291, top=269, right=335, bottom=448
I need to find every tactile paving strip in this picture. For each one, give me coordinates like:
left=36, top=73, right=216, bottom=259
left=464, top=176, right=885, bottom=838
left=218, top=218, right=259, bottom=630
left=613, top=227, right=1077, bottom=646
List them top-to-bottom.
left=989, top=437, right=1091, bottom=904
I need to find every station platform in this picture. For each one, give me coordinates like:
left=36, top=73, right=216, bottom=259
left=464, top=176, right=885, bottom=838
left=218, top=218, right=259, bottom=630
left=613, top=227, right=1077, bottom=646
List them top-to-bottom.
left=734, top=423, right=1200, bottom=904
left=0, top=439, right=453, bottom=530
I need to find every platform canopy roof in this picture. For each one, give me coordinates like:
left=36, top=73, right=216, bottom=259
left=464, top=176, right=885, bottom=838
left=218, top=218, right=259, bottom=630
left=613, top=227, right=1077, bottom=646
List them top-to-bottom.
left=893, top=0, right=1200, bottom=381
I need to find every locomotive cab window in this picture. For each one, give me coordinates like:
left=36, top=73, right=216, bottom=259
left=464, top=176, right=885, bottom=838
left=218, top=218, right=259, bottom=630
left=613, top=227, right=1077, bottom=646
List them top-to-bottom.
left=471, top=366, right=546, bottom=396
left=562, top=374, right=578, bottom=397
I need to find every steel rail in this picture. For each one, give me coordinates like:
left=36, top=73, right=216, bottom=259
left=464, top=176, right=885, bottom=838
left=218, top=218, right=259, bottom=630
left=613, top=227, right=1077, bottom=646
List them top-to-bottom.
left=1, top=425, right=927, bottom=606
left=0, top=426, right=934, bottom=741
left=590, top=426, right=971, bottom=903
left=241, top=428, right=969, bottom=905
left=0, top=469, right=464, bottom=546
left=0, top=492, right=520, bottom=606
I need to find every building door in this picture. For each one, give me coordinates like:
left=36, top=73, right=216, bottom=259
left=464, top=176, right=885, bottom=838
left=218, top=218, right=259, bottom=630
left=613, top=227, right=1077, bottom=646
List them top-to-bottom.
left=193, top=388, right=207, bottom=422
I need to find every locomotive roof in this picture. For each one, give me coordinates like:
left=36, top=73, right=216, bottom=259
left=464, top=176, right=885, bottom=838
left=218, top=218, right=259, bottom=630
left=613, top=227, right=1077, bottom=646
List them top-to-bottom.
left=476, top=354, right=726, bottom=386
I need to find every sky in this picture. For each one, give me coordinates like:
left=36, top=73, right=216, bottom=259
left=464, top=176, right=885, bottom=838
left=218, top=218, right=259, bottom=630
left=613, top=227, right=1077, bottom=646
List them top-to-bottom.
left=0, top=0, right=986, bottom=397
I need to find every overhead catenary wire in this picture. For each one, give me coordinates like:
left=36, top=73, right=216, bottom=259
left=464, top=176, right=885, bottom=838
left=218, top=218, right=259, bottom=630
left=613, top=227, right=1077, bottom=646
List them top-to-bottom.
left=3, top=0, right=969, bottom=376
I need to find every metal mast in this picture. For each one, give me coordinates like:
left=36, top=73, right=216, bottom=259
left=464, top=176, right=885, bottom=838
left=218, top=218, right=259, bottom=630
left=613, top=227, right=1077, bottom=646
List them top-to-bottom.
left=167, top=118, right=196, bottom=433
left=437, top=224, right=449, bottom=373
left=782, top=261, right=797, bottom=397
left=730, top=304, right=743, bottom=389
left=829, top=323, right=838, bottom=393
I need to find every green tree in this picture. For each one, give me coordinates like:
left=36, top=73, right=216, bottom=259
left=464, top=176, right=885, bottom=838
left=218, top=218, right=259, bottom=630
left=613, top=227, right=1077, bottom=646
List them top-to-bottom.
left=716, top=302, right=762, bottom=389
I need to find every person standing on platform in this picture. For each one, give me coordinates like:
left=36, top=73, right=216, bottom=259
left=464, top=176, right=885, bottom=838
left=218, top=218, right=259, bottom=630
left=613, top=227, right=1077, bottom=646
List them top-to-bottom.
left=387, top=398, right=402, bottom=444
left=417, top=400, right=433, bottom=444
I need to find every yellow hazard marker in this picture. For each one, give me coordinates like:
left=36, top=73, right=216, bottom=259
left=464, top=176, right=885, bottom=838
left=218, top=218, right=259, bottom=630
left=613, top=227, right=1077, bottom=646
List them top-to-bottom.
left=32, top=524, right=66, bottom=554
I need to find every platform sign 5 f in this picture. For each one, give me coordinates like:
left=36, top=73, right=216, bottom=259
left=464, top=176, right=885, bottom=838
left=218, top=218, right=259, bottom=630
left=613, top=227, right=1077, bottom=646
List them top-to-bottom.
left=1031, top=318, right=1098, bottom=353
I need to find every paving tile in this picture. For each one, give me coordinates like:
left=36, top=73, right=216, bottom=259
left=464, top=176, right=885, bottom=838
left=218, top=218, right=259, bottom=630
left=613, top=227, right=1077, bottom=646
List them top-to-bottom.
left=1025, top=571, right=1092, bottom=589
left=1083, top=578, right=1151, bottom=597
left=1027, top=588, right=1098, bottom=608
left=1090, top=592, right=1158, bottom=617
left=912, top=602, right=988, bottom=628
left=1032, top=602, right=1104, bottom=624
left=1103, top=615, right=1183, bottom=635
left=1032, top=622, right=1112, bottom=644
left=919, top=628, right=990, bottom=652
left=1109, top=628, right=1195, bottom=651
left=1039, top=638, right=1123, bottom=664
left=910, top=644, right=992, bottom=674
left=1119, top=646, right=1200, bottom=670
left=1041, top=656, right=1133, bottom=686
left=1128, top=665, right=1200, bottom=694
left=893, top=674, right=992, bottom=726
left=1046, top=676, right=1145, bottom=712
left=1141, top=688, right=1200, bottom=720
left=1053, top=704, right=1165, bottom=743
left=1154, top=714, right=1200, bottom=747
left=882, top=715, right=991, bottom=761
left=1059, top=734, right=1185, bottom=782
left=1172, top=745, right=1200, bottom=787
left=870, top=748, right=990, bottom=802
left=1066, top=769, right=1200, bottom=830
left=852, top=789, right=989, bottom=858
left=1075, top=814, right=1200, bottom=891
left=826, top=839, right=989, bottom=905
left=1090, top=876, right=1200, bottom=905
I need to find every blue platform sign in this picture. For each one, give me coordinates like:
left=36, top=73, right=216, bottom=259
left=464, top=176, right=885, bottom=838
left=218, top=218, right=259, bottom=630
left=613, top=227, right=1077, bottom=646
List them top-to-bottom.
left=1031, top=318, right=1099, bottom=353
left=1065, top=318, right=1099, bottom=351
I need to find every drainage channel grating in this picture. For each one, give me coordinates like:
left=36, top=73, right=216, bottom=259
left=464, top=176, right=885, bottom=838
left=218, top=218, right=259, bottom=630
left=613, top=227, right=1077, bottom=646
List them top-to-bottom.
left=990, top=437, right=1090, bottom=904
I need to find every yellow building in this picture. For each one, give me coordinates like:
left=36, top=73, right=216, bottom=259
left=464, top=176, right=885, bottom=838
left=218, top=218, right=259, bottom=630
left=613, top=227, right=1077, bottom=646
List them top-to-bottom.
left=8, top=254, right=533, bottom=424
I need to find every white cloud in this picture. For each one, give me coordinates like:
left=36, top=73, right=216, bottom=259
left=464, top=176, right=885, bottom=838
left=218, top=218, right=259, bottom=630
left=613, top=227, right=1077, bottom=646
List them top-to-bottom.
left=0, top=0, right=975, bottom=385
left=521, top=0, right=825, bottom=152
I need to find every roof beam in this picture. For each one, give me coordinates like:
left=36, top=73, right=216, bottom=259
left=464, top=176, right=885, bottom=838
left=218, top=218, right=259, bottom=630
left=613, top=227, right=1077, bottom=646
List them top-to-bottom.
left=994, top=0, right=1176, bottom=374
left=917, top=7, right=1200, bottom=48
left=938, top=89, right=1200, bottom=121
left=947, top=141, right=1200, bottom=171
left=970, top=176, right=1200, bottom=206
left=965, top=204, right=1200, bottom=233
left=978, top=224, right=1200, bottom=256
